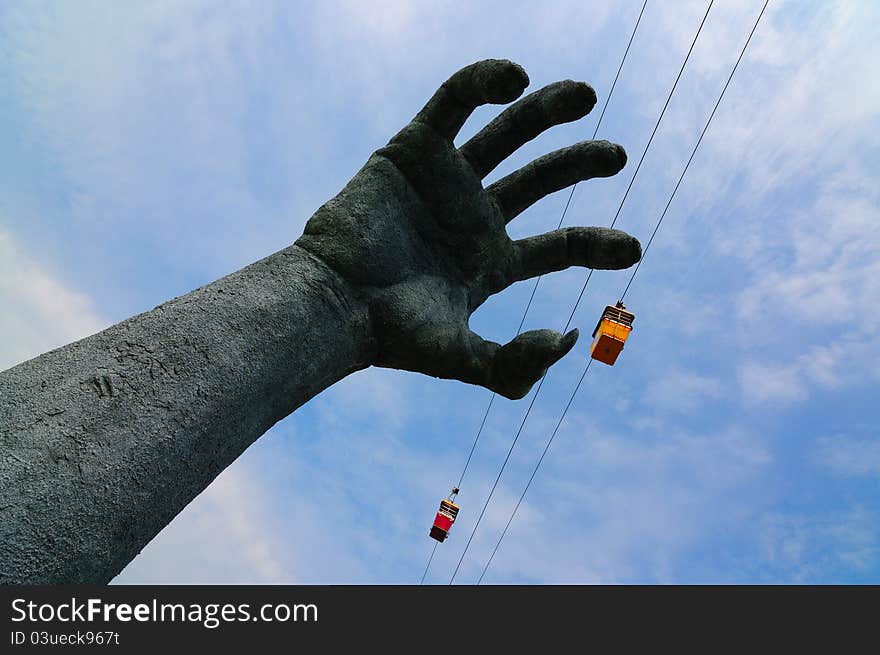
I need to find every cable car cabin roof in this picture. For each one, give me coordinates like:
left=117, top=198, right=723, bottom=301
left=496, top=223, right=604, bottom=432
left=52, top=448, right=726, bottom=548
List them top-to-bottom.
left=591, top=304, right=635, bottom=338
left=439, top=499, right=460, bottom=517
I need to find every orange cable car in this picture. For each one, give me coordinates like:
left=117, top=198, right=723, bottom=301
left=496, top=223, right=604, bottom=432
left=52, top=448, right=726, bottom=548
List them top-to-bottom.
left=589, top=301, right=635, bottom=366
left=429, top=489, right=460, bottom=543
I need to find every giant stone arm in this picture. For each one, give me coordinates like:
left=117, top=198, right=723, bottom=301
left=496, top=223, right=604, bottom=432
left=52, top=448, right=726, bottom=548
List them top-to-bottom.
left=0, top=60, right=640, bottom=583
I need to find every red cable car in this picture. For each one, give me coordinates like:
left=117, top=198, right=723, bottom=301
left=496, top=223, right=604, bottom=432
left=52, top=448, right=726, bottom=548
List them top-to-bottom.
left=429, top=489, right=460, bottom=543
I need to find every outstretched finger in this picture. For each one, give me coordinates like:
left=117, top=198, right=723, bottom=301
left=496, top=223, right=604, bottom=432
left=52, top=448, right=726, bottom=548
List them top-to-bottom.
left=413, top=59, right=530, bottom=140
left=460, top=80, right=597, bottom=179
left=488, top=140, right=627, bottom=223
left=512, top=227, right=642, bottom=283
left=402, top=323, right=578, bottom=400
left=488, top=328, right=579, bottom=399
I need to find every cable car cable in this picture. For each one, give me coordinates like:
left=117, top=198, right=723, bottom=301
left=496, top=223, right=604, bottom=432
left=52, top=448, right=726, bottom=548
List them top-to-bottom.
left=417, top=0, right=648, bottom=585
left=448, top=0, right=715, bottom=584
left=457, top=0, right=650, bottom=492
left=475, top=0, right=770, bottom=585
left=514, top=0, right=650, bottom=338
left=562, top=0, right=714, bottom=332
left=621, top=0, right=770, bottom=302
left=477, top=358, right=595, bottom=584
left=448, top=362, right=551, bottom=584
left=455, top=394, right=497, bottom=492
left=419, top=542, right=439, bottom=585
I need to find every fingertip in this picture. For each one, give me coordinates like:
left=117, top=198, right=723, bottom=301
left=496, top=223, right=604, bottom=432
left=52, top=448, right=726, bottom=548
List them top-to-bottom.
left=477, top=59, right=529, bottom=103
left=549, top=81, right=597, bottom=122
left=581, top=84, right=598, bottom=114
left=577, top=140, right=627, bottom=177
left=593, top=140, right=627, bottom=172
left=612, top=142, right=627, bottom=170
left=568, top=227, right=642, bottom=270
left=609, top=229, right=642, bottom=268
left=628, top=235, right=642, bottom=265
left=560, top=328, right=579, bottom=353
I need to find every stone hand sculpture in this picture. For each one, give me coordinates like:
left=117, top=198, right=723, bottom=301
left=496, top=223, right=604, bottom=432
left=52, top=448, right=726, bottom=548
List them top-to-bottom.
left=0, top=60, right=640, bottom=584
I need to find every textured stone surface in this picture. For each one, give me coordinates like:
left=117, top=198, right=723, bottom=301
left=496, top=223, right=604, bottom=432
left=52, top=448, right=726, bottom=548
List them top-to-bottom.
left=0, top=59, right=640, bottom=583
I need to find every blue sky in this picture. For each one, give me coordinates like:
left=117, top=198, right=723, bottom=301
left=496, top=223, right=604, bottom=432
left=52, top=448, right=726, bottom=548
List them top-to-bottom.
left=1, top=0, right=877, bottom=584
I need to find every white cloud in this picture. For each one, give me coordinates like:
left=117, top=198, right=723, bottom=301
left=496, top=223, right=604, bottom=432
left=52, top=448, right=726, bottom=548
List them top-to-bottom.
left=0, top=0, right=331, bottom=281
left=619, top=1, right=880, bottom=409
left=735, top=169, right=880, bottom=332
left=0, top=229, right=107, bottom=371
left=738, top=333, right=880, bottom=407
left=738, top=360, right=808, bottom=406
left=643, top=367, right=724, bottom=412
left=477, top=420, right=773, bottom=583
left=815, top=434, right=880, bottom=479
left=114, top=463, right=291, bottom=584
left=756, top=507, right=879, bottom=581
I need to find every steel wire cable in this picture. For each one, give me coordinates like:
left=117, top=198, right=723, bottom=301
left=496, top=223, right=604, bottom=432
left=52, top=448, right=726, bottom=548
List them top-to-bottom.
left=417, top=0, right=650, bottom=585
left=448, top=0, right=715, bottom=585
left=475, top=0, right=770, bottom=585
